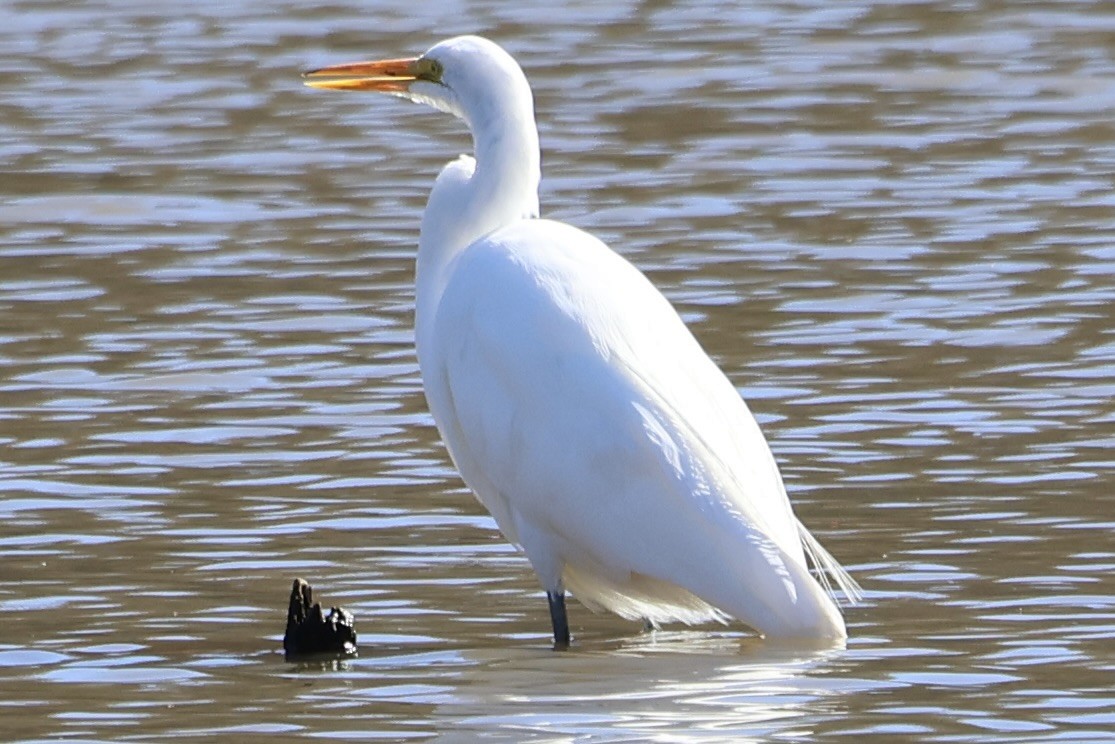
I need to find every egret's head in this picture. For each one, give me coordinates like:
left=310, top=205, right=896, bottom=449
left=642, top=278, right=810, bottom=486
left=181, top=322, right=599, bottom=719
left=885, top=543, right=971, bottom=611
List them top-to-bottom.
left=303, top=35, right=533, bottom=132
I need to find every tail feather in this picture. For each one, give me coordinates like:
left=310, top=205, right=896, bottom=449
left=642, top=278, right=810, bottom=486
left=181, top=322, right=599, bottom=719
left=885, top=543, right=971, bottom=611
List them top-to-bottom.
left=797, top=520, right=863, bottom=606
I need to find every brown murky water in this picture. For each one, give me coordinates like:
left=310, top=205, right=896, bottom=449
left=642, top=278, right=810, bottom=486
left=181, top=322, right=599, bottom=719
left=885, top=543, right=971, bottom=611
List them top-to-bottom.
left=2, top=0, right=1113, bottom=740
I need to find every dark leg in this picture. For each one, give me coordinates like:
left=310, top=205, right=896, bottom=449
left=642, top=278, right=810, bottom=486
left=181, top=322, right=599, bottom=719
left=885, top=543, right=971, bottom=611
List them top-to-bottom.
left=547, top=590, right=570, bottom=649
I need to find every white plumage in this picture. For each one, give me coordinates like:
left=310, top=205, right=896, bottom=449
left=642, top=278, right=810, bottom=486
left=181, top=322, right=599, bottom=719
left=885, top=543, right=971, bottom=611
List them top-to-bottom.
left=305, top=35, right=861, bottom=645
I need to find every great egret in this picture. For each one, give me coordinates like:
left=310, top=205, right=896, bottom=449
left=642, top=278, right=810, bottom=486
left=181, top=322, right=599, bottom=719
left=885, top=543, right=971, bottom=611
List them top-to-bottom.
left=304, top=35, right=861, bottom=647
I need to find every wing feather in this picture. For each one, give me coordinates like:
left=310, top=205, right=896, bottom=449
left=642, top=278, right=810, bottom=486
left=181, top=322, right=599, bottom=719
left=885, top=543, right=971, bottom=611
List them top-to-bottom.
left=422, top=218, right=852, bottom=635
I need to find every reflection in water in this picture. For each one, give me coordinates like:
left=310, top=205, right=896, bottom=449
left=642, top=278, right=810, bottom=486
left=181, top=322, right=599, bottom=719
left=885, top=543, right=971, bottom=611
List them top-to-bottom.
left=1, top=0, right=1113, bottom=740
left=427, top=639, right=850, bottom=739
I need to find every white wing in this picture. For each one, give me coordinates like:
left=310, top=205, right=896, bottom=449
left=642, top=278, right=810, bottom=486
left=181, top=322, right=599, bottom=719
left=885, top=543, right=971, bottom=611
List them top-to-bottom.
left=420, top=218, right=850, bottom=637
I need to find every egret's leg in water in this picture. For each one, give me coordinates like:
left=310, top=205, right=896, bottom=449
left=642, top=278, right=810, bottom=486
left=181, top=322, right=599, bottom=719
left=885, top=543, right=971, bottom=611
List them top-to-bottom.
left=547, top=591, right=570, bottom=649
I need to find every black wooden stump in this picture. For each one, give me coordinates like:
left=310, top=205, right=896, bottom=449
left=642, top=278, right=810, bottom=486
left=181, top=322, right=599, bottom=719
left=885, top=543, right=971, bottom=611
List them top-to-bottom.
left=283, top=578, right=357, bottom=658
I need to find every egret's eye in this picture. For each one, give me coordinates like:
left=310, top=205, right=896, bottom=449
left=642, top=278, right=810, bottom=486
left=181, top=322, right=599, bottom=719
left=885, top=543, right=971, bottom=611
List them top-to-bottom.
left=414, top=57, right=444, bottom=82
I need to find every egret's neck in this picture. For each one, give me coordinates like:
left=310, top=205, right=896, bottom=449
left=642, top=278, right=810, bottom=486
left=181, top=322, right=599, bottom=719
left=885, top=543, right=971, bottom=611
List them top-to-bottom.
left=472, top=103, right=541, bottom=214
left=450, top=107, right=541, bottom=245
left=415, top=109, right=540, bottom=358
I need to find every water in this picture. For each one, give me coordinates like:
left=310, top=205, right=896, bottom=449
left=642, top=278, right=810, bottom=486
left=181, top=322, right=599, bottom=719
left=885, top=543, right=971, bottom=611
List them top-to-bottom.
left=2, top=0, right=1113, bottom=740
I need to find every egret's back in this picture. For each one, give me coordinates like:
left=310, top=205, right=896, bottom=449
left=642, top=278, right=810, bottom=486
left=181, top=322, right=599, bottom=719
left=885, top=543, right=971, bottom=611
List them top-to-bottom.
left=420, top=218, right=851, bottom=639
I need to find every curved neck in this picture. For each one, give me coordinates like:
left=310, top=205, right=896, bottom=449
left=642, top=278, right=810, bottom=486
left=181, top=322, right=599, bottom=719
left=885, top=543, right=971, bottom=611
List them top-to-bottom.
left=462, top=104, right=541, bottom=239
left=414, top=106, right=541, bottom=357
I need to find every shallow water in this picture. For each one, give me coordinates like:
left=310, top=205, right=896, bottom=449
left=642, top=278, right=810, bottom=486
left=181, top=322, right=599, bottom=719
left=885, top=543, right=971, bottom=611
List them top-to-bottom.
left=2, top=0, right=1113, bottom=740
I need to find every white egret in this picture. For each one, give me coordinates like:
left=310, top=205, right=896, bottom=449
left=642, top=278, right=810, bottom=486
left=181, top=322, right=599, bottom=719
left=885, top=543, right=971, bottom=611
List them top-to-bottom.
left=304, top=35, right=861, bottom=647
